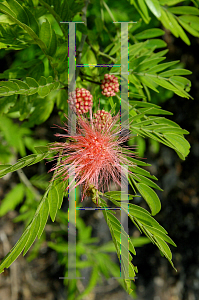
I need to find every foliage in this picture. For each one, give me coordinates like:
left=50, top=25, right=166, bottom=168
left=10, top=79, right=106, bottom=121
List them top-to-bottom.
left=0, top=0, right=198, bottom=297
left=47, top=208, right=150, bottom=300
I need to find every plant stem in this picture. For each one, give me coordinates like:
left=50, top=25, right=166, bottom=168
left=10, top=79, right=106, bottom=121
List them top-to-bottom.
left=98, top=51, right=116, bottom=62
left=90, top=107, right=94, bottom=130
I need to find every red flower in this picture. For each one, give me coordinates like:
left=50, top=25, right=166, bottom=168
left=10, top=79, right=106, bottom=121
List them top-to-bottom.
left=49, top=112, right=136, bottom=202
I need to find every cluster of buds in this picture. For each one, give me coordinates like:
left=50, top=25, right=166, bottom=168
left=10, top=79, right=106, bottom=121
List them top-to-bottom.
left=101, top=74, right=119, bottom=97
left=68, top=88, right=93, bottom=114
left=93, top=109, right=112, bottom=131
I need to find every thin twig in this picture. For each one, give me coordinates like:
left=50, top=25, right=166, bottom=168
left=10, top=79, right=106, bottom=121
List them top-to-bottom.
left=98, top=50, right=116, bottom=62
left=79, top=70, right=101, bottom=85
left=81, top=77, right=101, bottom=85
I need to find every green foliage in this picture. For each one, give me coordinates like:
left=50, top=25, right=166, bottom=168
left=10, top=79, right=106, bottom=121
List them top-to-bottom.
left=0, top=0, right=197, bottom=297
left=128, top=0, right=199, bottom=44
left=116, top=43, right=192, bottom=100
left=0, top=76, right=60, bottom=97
left=126, top=100, right=191, bottom=160
left=0, top=151, right=50, bottom=178
left=0, top=178, right=67, bottom=274
left=0, top=183, right=25, bottom=216
left=104, top=192, right=177, bottom=269
left=47, top=208, right=150, bottom=299
left=48, top=214, right=130, bottom=299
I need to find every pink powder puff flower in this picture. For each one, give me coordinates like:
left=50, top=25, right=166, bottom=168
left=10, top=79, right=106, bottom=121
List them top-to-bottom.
left=49, top=112, right=136, bottom=203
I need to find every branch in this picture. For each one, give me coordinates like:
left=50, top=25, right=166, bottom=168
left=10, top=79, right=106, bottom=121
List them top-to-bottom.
left=80, top=70, right=101, bottom=85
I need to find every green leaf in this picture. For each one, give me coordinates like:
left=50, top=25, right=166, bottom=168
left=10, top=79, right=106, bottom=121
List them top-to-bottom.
left=6, top=0, right=29, bottom=24
left=59, top=0, right=70, bottom=21
left=129, top=0, right=150, bottom=23
left=145, top=0, right=161, bottom=18
left=160, top=0, right=186, bottom=4
left=0, top=2, right=47, bottom=53
left=23, top=5, right=39, bottom=35
left=168, top=6, right=199, bottom=15
left=160, top=7, right=175, bottom=31
left=166, top=10, right=190, bottom=45
left=179, top=15, right=199, bottom=31
left=39, top=19, right=57, bottom=56
left=178, top=19, right=199, bottom=37
left=135, top=28, right=164, bottom=39
left=146, top=38, right=167, bottom=49
left=53, top=41, right=68, bottom=61
left=129, top=41, right=148, bottom=57
left=104, top=42, right=114, bottom=54
left=109, top=42, right=121, bottom=56
left=86, top=49, right=97, bottom=68
left=130, top=56, right=148, bottom=70
left=136, top=57, right=165, bottom=72
left=148, top=60, right=179, bottom=73
left=160, top=68, right=192, bottom=77
left=136, top=75, right=159, bottom=93
left=38, top=76, right=52, bottom=97
left=150, top=76, right=189, bottom=97
left=169, top=76, right=191, bottom=93
left=0, top=77, right=59, bottom=97
left=26, top=77, right=39, bottom=88
left=0, top=94, right=17, bottom=115
left=25, top=97, right=54, bottom=126
left=130, top=100, right=161, bottom=108
left=138, top=107, right=173, bottom=115
left=152, top=116, right=181, bottom=127
left=159, top=122, right=184, bottom=134
left=149, top=125, right=189, bottom=135
left=164, top=133, right=190, bottom=159
left=34, top=146, right=49, bottom=154
left=0, top=153, right=49, bottom=178
left=127, top=156, right=151, bottom=167
left=0, top=165, right=12, bottom=170
left=131, top=165, right=158, bottom=180
left=130, top=173, right=163, bottom=191
left=0, top=178, right=60, bottom=274
left=56, top=180, right=67, bottom=209
left=134, top=182, right=161, bottom=215
left=0, top=183, right=24, bottom=216
left=48, top=185, right=59, bottom=222
left=104, top=191, right=135, bottom=201
left=107, top=196, right=175, bottom=268
left=37, top=199, right=49, bottom=239
left=128, top=204, right=167, bottom=233
left=102, top=205, right=137, bottom=279
left=23, top=214, right=40, bottom=256
left=139, top=221, right=175, bottom=267
left=143, top=224, right=177, bottom=246
left=0, top=228, right=30, bottom=272
left=155, top=236, right=173, bottom=261
left=131, top=237, right=151, bottom=247
left=98, top=241, right=116, bottom=252
left=47, top=242, right=68, bottom=253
